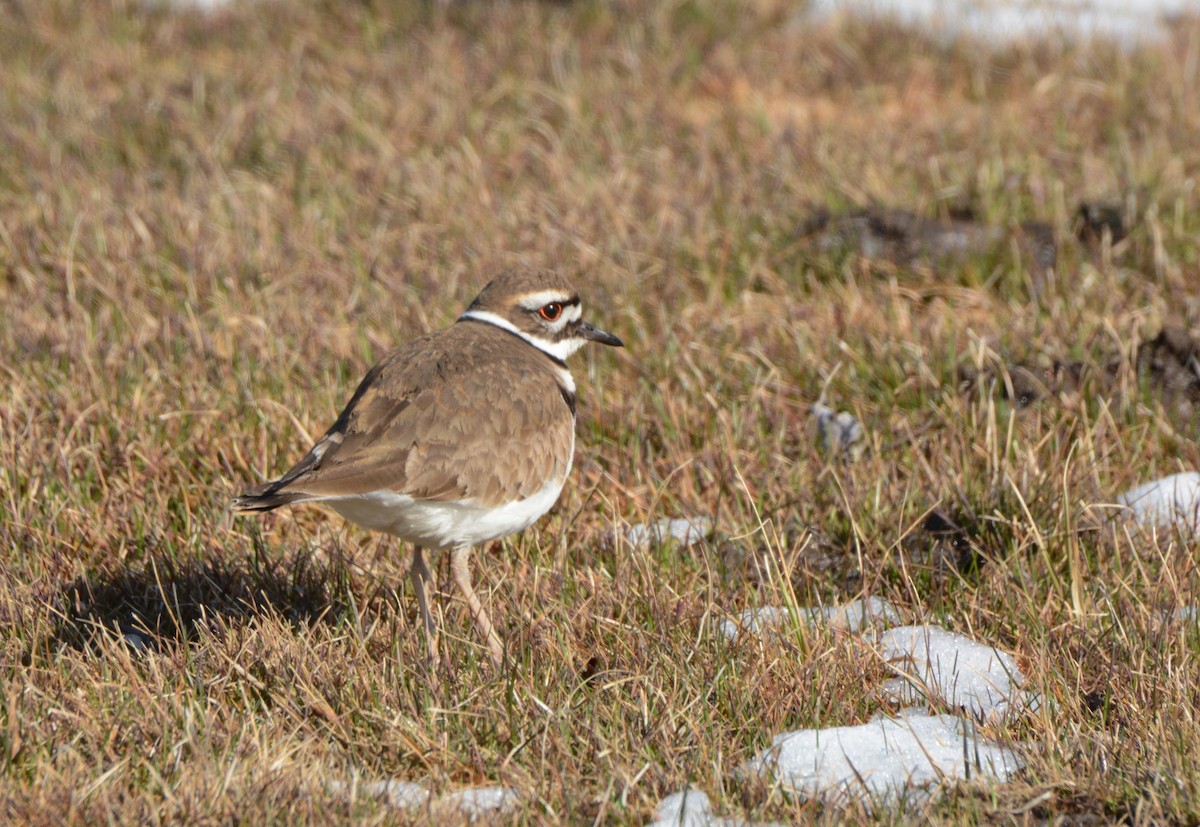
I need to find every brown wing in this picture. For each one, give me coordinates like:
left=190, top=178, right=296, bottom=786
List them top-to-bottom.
left=234, top=323, right=575, bottom=511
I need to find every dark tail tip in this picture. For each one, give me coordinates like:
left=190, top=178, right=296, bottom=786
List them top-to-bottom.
left=231, top=481, right=305, bottom=513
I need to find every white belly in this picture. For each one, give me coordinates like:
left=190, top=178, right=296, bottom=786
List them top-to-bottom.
left=323, top=476, right=566, bottom=550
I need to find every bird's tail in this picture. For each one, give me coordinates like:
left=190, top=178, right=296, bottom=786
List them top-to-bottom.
left=231, top=480, right=308, bottom=513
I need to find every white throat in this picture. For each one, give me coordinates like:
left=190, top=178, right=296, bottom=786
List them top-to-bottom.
left=459, top=309, right=585, bottom=362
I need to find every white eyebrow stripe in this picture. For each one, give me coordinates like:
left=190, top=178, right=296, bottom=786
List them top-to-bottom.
left=517, top=290, right=578, bottom=310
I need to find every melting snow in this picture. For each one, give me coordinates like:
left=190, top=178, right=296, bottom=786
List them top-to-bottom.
left=807, top=0, right=1193, bottom=46
left=1117, top=472, right=1200, bottom=530
left=621, top=517, right=713, bottom=550
left=719, top=597, right=904, bottom=641
left=718, top=616, right=1028, bottom=809
left=879, top=625, right=1030, bottom=719
left=744, top=709, right=1022, bottom=808
left=326, top=779, right=517, bottom=816
left=326, top=779, right=429, bottom=810
left=363, top=780, right=429, bottom=809
left=440, top=786, right=521, bottom=817
left=646, top=788, right=786, bottom=827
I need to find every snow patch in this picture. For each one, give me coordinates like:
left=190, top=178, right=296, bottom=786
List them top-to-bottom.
left=807, top=0, right=1193, bottom=46
left=1117, top=472, right=1200, bottom=530
left=620, top=517, right=714, bottom=550
left=719, top=597, right=904, bottom=641
left=719, top=615, right=1029, bottom=808
left=879, top=625, right=1030, bottom=719
left=744, top=709, right=1022, bottom=808
left=326, top=779, right=517, bottom=816
left=326, top=779, right=429, bottom=810
left=440, top=786, right=521, bottom=818
left=647, top=788, right=787, bottom=827
left=648, top=790, right=713, bottom=827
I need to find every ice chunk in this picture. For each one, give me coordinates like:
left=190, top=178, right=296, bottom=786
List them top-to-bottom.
left=1117, top=473, right=1200, bottom=530
left=878, top=625, right=1028, bottom=719
left=744, top=709, right=1022, bottom=807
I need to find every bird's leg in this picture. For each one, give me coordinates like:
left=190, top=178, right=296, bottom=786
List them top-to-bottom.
left=409, top=546, right=440, bottom=675
left=450, top=546, right=503, bottom=667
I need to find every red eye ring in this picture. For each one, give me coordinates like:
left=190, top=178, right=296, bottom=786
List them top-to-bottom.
left=539, top=302, right=563, bottom=321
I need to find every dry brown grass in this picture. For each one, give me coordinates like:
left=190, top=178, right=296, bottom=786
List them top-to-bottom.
left=4, top=0, right=1200, bottom=822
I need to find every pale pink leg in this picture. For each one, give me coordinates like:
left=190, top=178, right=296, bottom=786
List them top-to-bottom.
left=450, top=546, right=503, bottom=667
left=409, top=547, right=440, bottom=676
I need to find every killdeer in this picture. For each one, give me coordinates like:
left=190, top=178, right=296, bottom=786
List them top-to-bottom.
left=233, top=269, right=622, bottom=669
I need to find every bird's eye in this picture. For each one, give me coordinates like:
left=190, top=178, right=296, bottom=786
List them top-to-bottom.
left=539, top=302, right=563, bottom=321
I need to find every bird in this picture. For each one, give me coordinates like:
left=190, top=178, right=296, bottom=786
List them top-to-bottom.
left=232, top=269, right=622, bottom=670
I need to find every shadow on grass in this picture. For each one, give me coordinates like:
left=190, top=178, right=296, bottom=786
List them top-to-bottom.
left=46, top=534, right=357, bottom=655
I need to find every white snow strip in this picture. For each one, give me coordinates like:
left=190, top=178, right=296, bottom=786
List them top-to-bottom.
left=806, top=0, right=1194, bottom=46
left=744, top=709, right=1022, bottom=808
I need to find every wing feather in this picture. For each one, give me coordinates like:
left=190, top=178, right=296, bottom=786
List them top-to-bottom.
left=233, top=323, right=575, bottom=511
